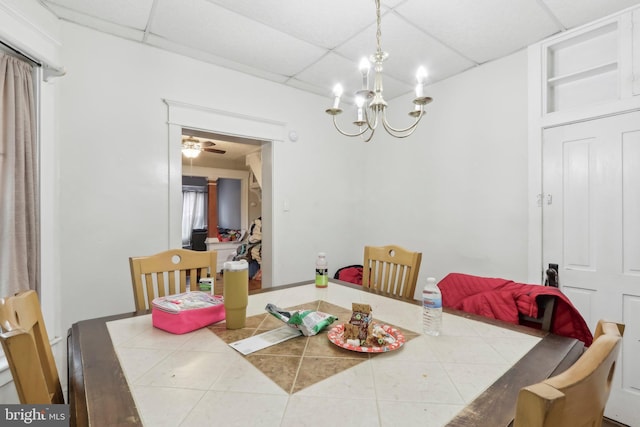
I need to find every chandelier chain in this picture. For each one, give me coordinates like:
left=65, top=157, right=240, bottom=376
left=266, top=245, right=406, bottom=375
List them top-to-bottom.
left=375, top=0, right=382, bottom=54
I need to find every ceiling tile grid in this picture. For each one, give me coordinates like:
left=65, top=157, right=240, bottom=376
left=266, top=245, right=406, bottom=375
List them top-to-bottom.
left=38, top=0, right=640, bottom=99
left=45, top=0, right=155, bottom=30
left=150, top=0, right=327, bottom=77
left=206, top=0, right=381, bottom=49
left=395, top=0, right=562, bottom=63
left=541, top=0, right=640, bottom=29
left=45, top=3, right=146, bottom=42
left=334, top=12, right=476, bottom=87
left=144, top=32, right=291, bottom=84
left=295, top=51, right=412, bottom=101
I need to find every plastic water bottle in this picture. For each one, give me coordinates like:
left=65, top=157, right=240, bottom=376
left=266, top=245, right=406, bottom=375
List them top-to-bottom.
left=315, top=252, right=328, bottom=288
left=422, top=277, right=442, bottom=336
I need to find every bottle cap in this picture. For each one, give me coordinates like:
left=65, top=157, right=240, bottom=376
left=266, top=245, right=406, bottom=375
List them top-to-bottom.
left=318, top=252, right=326, bottom=257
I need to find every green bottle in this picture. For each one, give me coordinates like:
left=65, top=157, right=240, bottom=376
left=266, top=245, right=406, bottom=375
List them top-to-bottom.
left=315, top=252, right=328, bottom=288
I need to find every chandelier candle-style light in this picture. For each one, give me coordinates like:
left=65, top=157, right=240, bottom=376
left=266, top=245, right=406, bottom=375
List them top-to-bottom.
left=326, top=0, right=432, bottom=142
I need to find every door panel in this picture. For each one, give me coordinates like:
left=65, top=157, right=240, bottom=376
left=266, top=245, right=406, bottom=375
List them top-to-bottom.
left=543, top=111, right=640, bottom=425
left=623, top=131, right=640, bottom=275
left=563, top=140, right=593, bottom=270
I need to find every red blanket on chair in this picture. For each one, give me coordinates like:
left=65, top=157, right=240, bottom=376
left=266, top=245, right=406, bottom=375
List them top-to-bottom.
left=438, top=273, right=593, bottom=346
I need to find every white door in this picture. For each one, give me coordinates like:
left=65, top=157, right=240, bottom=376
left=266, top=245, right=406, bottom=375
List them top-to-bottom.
left=543, top=111, right=640, bottom=426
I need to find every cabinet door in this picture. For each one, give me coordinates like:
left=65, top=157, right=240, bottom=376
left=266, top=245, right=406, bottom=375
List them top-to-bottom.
left=633, top=9, right=640, bottom=95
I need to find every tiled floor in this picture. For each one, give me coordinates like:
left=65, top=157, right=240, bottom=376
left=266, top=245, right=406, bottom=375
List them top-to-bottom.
left=209, top=300, right=419, bottom=394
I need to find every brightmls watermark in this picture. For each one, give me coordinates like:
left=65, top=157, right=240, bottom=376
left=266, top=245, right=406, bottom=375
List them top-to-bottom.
left=0, top=405, right=69, bottom=426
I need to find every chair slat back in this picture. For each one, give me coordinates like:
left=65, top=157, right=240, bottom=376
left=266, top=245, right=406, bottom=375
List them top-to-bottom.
left=362, top=245, right=422, bottom=299
left=129, top=249, right=217, bottom=311
left=0, top=290, right=64, bottom=404
left=514, top=319, right=624, bottom=427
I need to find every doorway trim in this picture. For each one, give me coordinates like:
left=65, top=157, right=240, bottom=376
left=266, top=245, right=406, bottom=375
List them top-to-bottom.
left=164, top=99, right=285, bottom=287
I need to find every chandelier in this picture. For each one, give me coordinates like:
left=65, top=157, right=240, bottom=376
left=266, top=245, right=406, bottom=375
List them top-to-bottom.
left=325, top=0, right=432, bottom=142
left=181, top=136, right=202, bottom=158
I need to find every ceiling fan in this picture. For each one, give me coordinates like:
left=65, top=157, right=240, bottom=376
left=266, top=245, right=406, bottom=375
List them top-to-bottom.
left=181, top=136, right=226, bottom=158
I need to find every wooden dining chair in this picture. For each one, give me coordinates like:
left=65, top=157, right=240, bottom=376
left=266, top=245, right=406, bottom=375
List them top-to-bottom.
left=362, top=245, right=422, bottom=299
left=129, top=248, right=217, bottom=311
left=0, top=290, right=65, bottom=404
left=518, top=294, right=557, bottom=332
left=514, top=320, right=625, bottom=427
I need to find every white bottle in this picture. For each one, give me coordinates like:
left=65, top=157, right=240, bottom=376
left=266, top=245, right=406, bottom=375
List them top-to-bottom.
left=315, top=252, right=328, bottom=288
left=422, top=277, right=442, bottom=336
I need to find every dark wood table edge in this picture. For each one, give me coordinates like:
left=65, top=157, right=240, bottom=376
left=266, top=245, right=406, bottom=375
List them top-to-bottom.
left=68, top=280, right=583, bottom=427
left=68, top=311, right=146, bottom=427
left=446, top=333, right=583, bottom=426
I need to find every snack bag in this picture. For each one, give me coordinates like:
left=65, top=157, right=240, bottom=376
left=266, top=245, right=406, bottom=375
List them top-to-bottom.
left=265, top=303, right=337, bottom=336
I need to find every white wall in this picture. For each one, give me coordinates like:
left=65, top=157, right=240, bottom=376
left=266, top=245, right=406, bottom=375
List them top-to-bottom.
left=0, top=0, right=532, bottom=403
left=6, top=9, right=531, bottom=332
left=56, top=22, right=365, bottom=328
left=363, top=51, right=531, bottom=297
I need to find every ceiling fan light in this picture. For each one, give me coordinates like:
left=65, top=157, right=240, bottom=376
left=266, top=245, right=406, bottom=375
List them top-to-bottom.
left=181, top=136, right=203, bottom=158
left=182, top=146, right=201, bottom=158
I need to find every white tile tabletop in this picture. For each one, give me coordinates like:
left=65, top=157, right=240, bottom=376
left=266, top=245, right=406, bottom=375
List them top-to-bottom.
left=107, top=282, right=541, bottom=427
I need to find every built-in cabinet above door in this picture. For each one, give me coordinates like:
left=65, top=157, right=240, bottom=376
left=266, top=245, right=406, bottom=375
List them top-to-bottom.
left=533, top=5, right=640, bottom=127
left=633, top=8, right=640, bottom=95
left=545, top=22, right=618, bottom=114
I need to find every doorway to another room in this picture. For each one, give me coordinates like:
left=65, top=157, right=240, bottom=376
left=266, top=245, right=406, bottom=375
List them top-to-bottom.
left=165, top=99, right=283, bottom=289
left=181, top=128, right=265, bottom=287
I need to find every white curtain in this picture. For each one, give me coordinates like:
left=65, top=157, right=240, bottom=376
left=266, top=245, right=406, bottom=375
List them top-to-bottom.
left=0, top=53, right=38, bottom=297
left=181, top=191, right=207, bottom=246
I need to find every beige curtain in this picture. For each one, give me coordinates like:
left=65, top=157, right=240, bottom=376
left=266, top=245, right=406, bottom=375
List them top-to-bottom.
left=0, top=52, right=39, bottom=297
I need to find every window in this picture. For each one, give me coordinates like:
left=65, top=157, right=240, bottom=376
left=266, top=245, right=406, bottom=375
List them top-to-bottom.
left=181, top=176, right=208, bottom=247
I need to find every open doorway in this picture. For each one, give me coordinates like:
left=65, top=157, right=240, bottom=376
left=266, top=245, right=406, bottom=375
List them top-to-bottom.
left=165, top=99, right=284, bottom=288
left=181, top=128, right=265, bottom=283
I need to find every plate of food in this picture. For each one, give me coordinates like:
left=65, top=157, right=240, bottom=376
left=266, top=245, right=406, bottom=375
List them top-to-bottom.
left=327, top=323, right=405, bottom=353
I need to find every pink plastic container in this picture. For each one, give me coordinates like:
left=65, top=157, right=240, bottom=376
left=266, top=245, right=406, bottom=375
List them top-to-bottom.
left=151, top=292, right=225, bottom=334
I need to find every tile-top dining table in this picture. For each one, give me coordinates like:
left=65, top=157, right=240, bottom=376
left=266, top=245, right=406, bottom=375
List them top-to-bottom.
left=67, top=280, right=583, bottom=427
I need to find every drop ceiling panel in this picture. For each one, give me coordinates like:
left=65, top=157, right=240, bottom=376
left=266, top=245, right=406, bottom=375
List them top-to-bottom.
left=38, top=0, right=640, bottom=99
left=44, top=0, right=154, bottom=30
left=150, top=0, right=326, bottom=76
left=206, top=0, right=380, bottom=49
left=396, top=0, right=561, bottom=64
left=542, top=0, right=640, bottom=28
left=46, top=4, right=146, bottom=42
left=335, top=12, right=476, bottom=86
left=145, top=33, right=290, bottom=84
left=294, top=52, right=412, bottom=101
left=294, top=52, right=370, bottom=99
left=285, top=77, right=330, bottom=98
